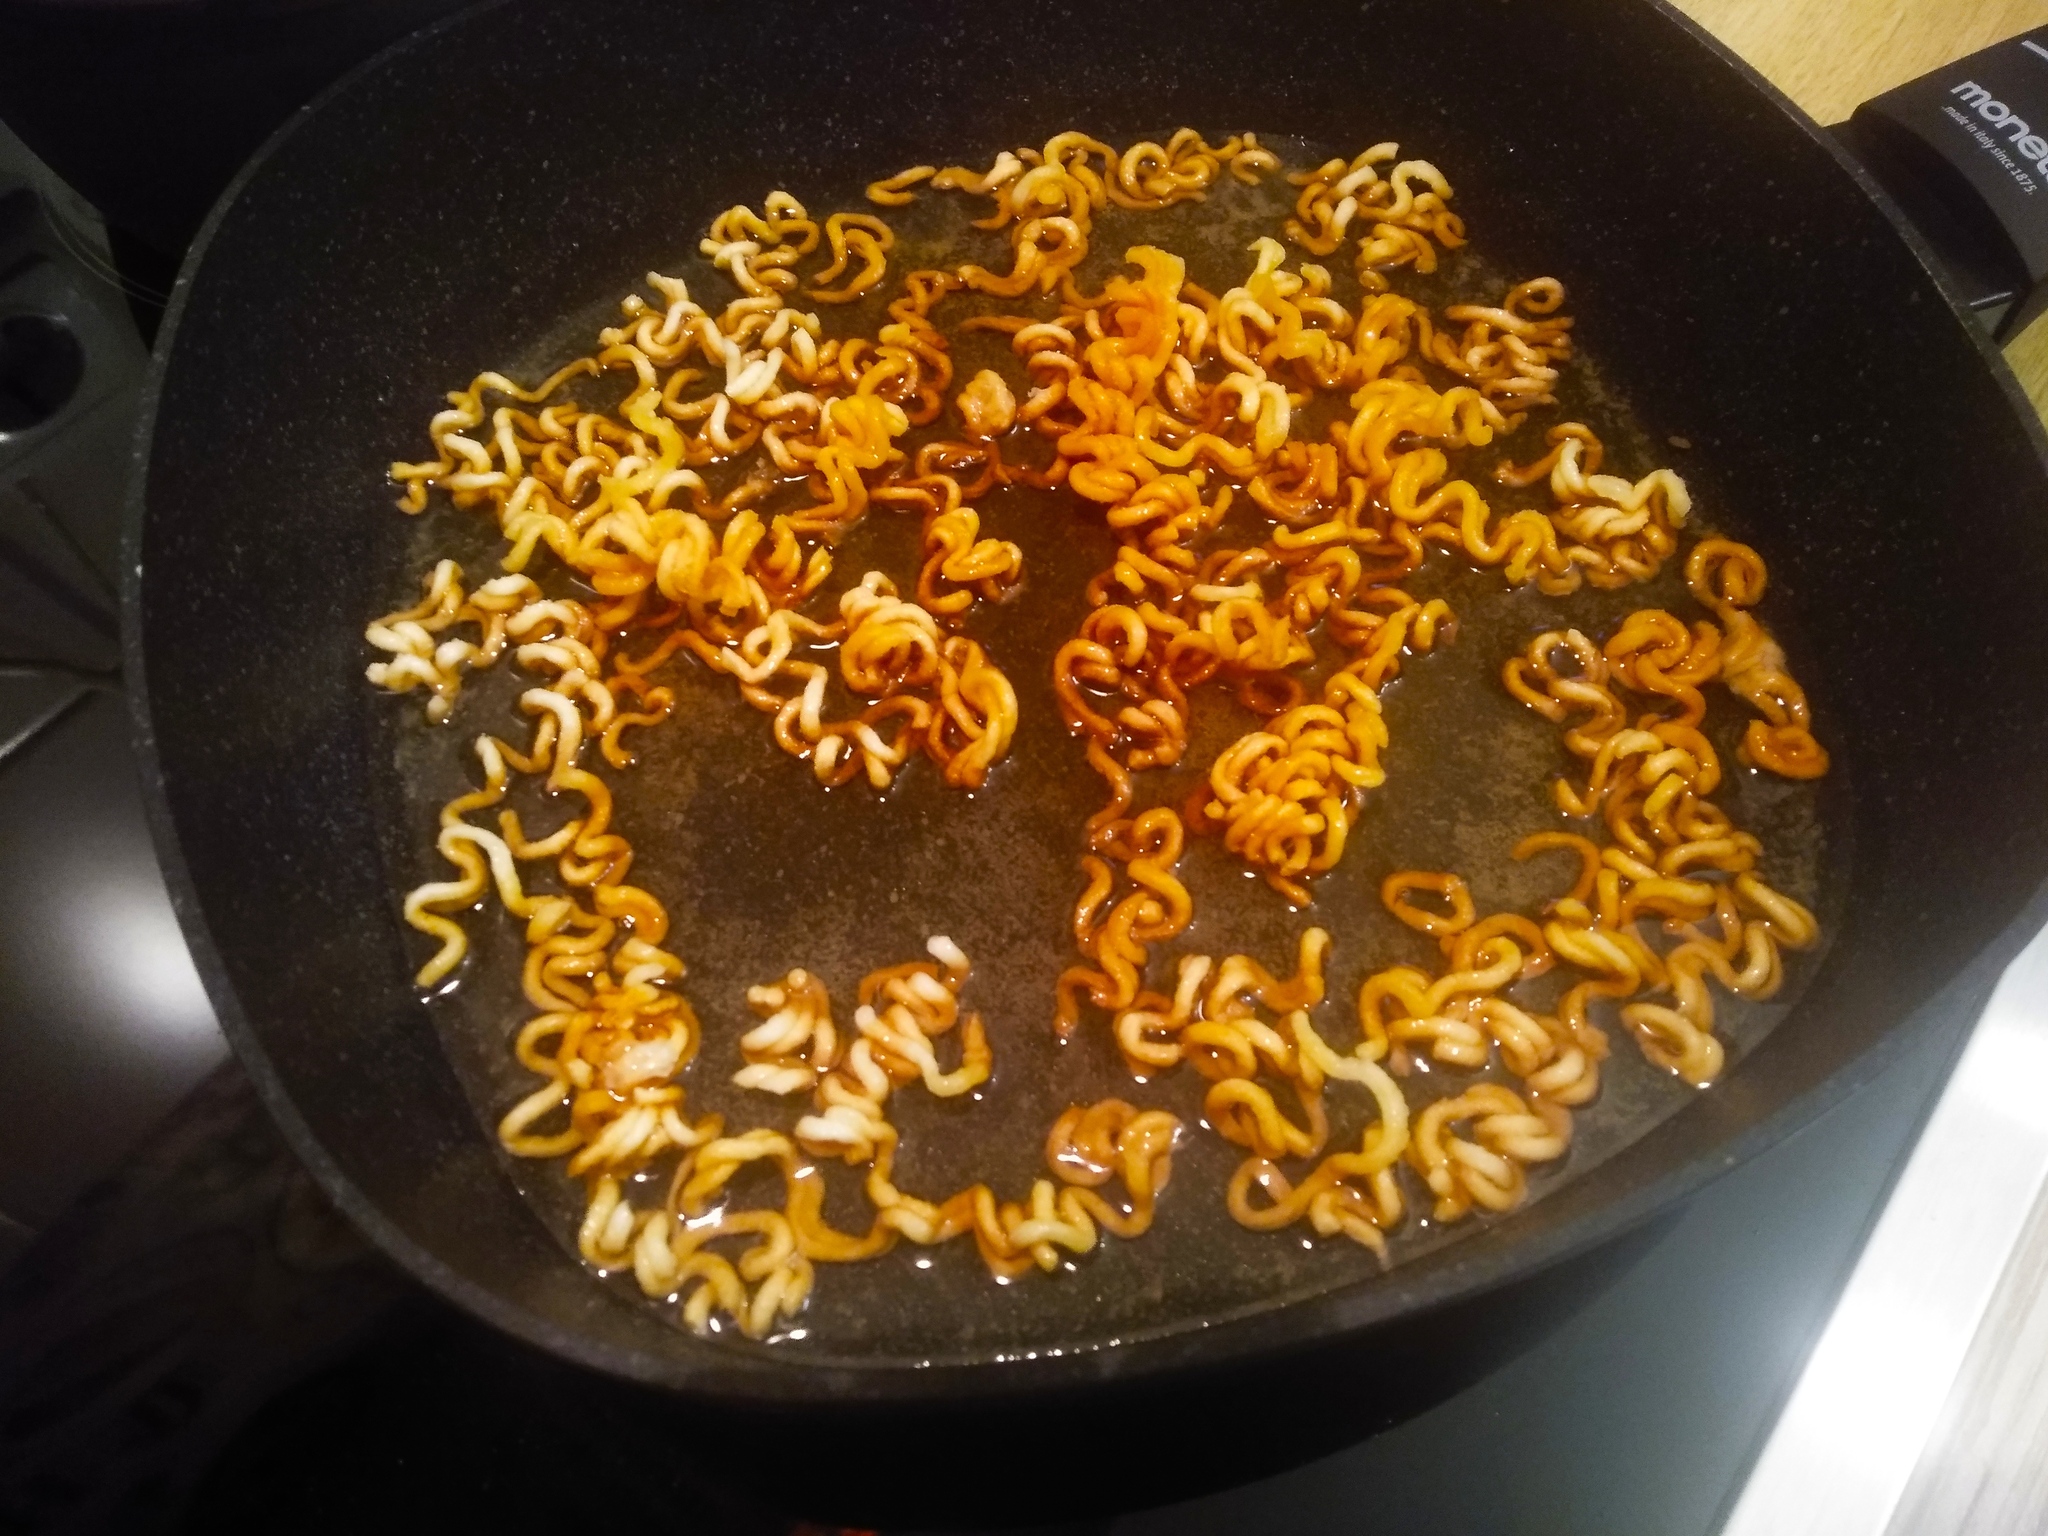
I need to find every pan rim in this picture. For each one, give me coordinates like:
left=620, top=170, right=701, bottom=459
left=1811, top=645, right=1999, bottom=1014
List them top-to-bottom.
left=119, top=0, right=2048, bottom=1404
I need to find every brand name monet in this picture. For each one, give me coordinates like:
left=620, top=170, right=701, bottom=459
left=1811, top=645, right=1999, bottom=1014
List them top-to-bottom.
left=1953, top=80, right=2048, bottom=180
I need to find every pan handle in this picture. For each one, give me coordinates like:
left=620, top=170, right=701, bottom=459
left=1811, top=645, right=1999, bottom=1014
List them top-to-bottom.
left=1834, top=27, right=2048, bottom=345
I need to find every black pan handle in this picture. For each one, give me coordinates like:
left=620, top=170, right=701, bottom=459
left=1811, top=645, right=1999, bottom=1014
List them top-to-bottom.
left=1834, top=27, right=2048, bottom=343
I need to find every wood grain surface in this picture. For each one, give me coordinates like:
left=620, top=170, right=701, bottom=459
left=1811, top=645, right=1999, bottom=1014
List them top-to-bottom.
left=1672, top=0, right=2048, bottom=416
left=1884, top=1175, right=2048, bottom=1536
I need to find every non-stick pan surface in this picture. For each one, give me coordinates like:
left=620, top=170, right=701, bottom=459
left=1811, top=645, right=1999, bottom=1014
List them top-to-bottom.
left=127, top=0, right=2048, bottom=1513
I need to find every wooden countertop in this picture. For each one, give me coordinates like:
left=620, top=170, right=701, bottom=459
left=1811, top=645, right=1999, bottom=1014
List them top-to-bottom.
left=1671, top=0, right=2048, bottom=416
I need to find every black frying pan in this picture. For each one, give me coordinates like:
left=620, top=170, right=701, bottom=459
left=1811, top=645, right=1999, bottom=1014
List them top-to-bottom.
left=125, top=0, right=2048, bottom=1524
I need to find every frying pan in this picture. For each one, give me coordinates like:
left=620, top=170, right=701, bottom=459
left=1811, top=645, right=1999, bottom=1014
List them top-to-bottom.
left=124, top=0, right=2048, bottom=1523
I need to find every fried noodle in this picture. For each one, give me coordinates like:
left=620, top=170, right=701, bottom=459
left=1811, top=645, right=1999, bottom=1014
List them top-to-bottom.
left=367, top=130, right=1825, bottom=1340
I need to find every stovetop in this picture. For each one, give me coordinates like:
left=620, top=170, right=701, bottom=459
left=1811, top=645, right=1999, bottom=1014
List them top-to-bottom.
left=0, top=45, right=1992, bottom=1534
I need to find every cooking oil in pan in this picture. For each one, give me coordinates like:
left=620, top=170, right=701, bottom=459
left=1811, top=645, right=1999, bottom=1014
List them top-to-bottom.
left=376, top=137, right=1838, bottom=1363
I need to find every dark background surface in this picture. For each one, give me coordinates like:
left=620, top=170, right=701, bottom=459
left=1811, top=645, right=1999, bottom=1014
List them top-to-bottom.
left=0, top=0, right=476, bottom=342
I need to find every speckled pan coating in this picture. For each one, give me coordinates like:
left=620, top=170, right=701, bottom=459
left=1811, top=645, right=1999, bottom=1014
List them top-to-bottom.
left=125, top=0, right=2048, bottom=1517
